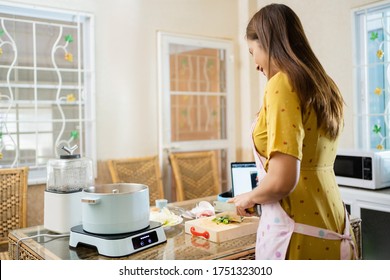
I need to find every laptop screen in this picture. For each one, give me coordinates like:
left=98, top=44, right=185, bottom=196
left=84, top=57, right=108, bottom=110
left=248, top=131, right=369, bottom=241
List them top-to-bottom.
left=230, top=162, right=258, bottom=196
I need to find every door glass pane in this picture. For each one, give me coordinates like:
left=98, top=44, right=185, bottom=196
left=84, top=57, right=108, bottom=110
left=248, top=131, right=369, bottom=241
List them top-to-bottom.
left=169, top=44, right=227, bottom=142
left=170, top=95, right=226, bottom=141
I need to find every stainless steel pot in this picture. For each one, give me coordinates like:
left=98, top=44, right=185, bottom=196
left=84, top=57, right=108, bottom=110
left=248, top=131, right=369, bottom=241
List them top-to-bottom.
left=81, top=183, right=150, bottom=234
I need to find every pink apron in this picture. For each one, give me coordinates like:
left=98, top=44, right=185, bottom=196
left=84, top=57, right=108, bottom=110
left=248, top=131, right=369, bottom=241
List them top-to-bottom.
left=251, top=119, right=357, bottom=260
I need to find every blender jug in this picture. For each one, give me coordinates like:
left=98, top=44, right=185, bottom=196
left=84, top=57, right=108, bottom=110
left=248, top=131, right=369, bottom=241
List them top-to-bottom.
left=44, top=145, right=93, bottom=233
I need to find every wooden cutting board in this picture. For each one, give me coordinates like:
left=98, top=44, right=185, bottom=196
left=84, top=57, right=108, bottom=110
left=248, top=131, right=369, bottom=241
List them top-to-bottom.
left=185, top=216, right=260, bottom=243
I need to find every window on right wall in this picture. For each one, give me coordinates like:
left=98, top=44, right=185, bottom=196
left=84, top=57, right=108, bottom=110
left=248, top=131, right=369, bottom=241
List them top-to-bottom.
left=354, top=3, right=390, bottom=150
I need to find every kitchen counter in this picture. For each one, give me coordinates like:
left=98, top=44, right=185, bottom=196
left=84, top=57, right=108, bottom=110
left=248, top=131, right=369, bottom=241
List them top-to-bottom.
left=339, top=185, right=390, bottom=199
left=8, top=196, right=257, bottom=260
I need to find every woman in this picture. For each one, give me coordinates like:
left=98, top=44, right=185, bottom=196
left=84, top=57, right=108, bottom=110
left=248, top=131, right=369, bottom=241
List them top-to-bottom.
left=229, top=4, right=357, bottom=260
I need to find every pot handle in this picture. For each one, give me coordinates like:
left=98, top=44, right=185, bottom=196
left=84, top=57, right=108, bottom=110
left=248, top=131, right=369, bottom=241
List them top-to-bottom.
left=81, top=197, right=100, bottom=205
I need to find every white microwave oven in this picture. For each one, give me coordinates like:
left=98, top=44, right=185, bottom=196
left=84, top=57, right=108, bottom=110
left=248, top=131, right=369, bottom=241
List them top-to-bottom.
left=334, top=150, right=390, bottom=189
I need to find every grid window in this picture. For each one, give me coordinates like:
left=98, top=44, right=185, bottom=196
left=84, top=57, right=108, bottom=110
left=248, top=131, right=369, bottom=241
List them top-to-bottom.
left=0, top=3, right=96, bottom=184
left=354, top=3, right=390, bottom=150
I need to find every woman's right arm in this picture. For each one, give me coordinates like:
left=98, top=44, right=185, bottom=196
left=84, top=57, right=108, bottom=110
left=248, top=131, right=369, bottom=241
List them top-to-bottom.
left=229, top=151, right=300, bottom=216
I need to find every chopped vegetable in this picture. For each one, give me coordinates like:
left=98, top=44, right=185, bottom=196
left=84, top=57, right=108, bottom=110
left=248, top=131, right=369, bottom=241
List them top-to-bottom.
left=150, top=207, right=183, bottom=227
left=212, top=211, right=243, bottom=224
left=212, top=216, right=230, bottom=224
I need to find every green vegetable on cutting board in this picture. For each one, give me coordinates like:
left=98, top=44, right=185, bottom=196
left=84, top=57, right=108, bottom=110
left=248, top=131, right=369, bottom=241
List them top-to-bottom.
left=212, top=211, right=244, bottom=224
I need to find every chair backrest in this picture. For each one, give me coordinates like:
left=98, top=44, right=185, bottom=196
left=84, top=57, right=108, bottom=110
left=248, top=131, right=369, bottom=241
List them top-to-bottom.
left=169, top=151, right=221, bottom=201
left=108, top=156, right=164, bottom=206
left=0, top=167, right=28, bottom=245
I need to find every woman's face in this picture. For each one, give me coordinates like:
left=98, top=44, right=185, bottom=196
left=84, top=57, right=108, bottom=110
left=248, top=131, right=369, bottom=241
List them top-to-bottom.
left=247, top=39, right=275, bottom=79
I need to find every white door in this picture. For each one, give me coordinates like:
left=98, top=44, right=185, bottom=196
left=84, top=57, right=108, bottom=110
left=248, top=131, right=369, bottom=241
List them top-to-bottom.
left=157, top=32, right=235, bottom=201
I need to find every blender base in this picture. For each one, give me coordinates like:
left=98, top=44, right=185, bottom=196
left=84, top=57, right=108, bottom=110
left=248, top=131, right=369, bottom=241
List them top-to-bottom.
left=44, top=190, right=83, bottom=233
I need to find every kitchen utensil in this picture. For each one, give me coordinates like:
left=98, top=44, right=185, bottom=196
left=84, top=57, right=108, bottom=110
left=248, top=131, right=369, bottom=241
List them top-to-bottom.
left=81, top=183, right=149, bottom=234
left=213, top=201, right=236, bottom=213
left=185, top=215, right=259, bottom=243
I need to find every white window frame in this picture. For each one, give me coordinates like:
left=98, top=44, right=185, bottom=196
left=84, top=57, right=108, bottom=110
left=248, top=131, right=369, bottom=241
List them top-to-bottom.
left=353, top=1, right=390, bottom=150
left=0, top=2, right=96, bottom=184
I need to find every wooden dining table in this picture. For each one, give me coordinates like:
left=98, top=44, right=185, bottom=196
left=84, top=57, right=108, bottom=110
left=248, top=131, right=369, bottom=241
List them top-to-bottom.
left=8, top=196, right=257, bottom=260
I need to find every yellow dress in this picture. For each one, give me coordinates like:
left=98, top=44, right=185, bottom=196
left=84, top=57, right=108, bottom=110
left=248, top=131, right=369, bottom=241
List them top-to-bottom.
left=253, top=71, right=350, bottom=259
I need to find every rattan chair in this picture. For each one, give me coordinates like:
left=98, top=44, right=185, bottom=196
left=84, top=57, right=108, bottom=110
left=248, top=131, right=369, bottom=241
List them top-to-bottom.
left=169, top=151, right=221, bottom=201
left=108, top=156, right=164, bottom=206
left=0, top=167, right=28, bottom=260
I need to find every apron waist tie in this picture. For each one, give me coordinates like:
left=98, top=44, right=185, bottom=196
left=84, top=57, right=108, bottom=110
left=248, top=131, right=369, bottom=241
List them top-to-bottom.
left=293, top=222, right=357, bottom=260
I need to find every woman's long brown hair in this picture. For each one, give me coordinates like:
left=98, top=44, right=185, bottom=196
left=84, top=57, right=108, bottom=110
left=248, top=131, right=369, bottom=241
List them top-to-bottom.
left=246, top=4, right=344, bottom=139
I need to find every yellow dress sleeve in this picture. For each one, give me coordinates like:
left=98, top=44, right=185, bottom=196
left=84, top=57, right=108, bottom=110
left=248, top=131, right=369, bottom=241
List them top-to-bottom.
left=263, top=72, right=304, bottom=165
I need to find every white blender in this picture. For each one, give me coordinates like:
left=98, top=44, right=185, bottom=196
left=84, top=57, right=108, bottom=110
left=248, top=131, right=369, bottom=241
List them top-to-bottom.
left=44, top=145, right=93, bottom=233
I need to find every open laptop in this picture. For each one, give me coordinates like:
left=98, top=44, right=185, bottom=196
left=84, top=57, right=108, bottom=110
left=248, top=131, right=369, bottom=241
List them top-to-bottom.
left=214, top=161, right=259, bottom=213
left=230, top=162, right=258, bottom=197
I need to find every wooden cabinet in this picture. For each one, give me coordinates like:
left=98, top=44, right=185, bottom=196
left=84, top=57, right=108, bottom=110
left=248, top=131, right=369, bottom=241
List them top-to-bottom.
left=340, top=186, right=390, bottom=260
